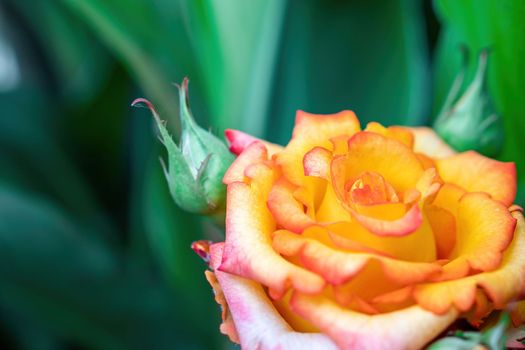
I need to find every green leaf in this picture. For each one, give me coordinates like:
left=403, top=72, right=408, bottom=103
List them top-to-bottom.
left=8, top=0, right=112, bottom=103
left=267, top=0, right=430, bottom=144
left=433, top=0, right=525, bottom=205
left=0, top=89, right=115, bottom=244
left=0, top=185, right=214, bottom=349
left=427, top=336, right=481, bottom=350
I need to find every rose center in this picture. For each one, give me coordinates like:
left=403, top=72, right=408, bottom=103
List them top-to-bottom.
left=345, top=171, right=399, bottom=206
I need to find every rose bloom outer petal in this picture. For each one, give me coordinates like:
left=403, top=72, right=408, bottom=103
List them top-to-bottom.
left=277, top=110, right=360, bottom=186
left=364, top=122, right=414, bottom=148
left=410, top=127, right=456, bottom=159
left=225, top=129, right=283, bottom=156
left=223, top=141, right=269, bottom=185
left=436, top=150, right=517, bottom=206
left=220, top=163, right=325, bottom=299
left=431, top=192, right=517, bottom=281
left=447, top=192, right=516, bottom=272
left=415, top=211, right=525, bottom=314
left=272, top=229, right=441, bottom=286
left=210, top=243, right=338, bottom=350
left=204, top=270, right=240, bottom=343
left=291, top=293, right=458, bottom=350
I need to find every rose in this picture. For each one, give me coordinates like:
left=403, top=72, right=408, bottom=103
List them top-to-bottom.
left=196, top=110, right=525, bottom=350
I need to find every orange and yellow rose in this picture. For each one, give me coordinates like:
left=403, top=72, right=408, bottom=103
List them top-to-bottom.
left=196, top=110, right=525, bottom=350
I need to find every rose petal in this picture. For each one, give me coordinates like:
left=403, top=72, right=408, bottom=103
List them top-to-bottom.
left=277, top=110, right=360, bottom=186
left=364, top=122, right=414, bottom=148
left=410, top=127, right=456, bottom=159
left=225, top=129, right=283, bottom=156
left=332, top=132, right=424, bottom=195
left=223, top=141, right=269, bottom=185
left=303, top=146, right=332, bottom=180
left=436, top=151, right=517, bottom=206
left=220, top=164, right=325, bottom=299
left=267, top=178, right=314, bottom=233
left=431, top=183, right=466, bottom=217
left=315, top=184, right=353, bottom=223
left=445, top=192, right=517, bottom=275
left=349, top=203, right=423, bottom=237
left=425, top=204, right=456, bottom=259
left=415, top=211, right=525, bottom=314
left=326, top=218, right=437, bottom=263
left=272, top=229, right=441, bottom=286
left=211, top=244, right=338, bottom=350
left=205, top=270, right=240, bottom=343
left=291, top=293, right=458, bottom=350
left=511, top=300, right=525, bottom=326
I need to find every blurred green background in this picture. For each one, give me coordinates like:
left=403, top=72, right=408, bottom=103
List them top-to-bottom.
left=0, top=0, right=523, bottom=349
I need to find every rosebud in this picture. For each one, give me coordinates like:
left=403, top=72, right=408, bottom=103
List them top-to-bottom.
left=433, top=49, right=503, bottom=157
left=132, top=78, right=234, bottom=216
left=427, top=312, right=509, bottom=350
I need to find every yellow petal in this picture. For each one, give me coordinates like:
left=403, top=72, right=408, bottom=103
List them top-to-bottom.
left=277, top=110, right=360, bottom=186
left=365, top=122, right=414, bottom=148
left=410, top=127, right=455, bottom=159
left=436, top=151, right=517, bottom=206
left=220, top=163, right=325, bottom=299
left=415, top=211, right=525, bottom=314
left=273, top=228, right=441, bottom=286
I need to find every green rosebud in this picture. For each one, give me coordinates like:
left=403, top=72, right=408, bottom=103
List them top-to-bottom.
left=433, top=49, right=503, bottom=157
left=132, top=78, right=234, bottom=217
left=427, top=312, right=509, bottom=350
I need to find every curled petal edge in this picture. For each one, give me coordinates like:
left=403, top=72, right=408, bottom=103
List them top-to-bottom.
left=211, top=243, right=338, bottom=350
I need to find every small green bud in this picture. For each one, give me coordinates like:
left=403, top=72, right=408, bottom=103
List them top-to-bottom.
left=434, top=49, right=504, bottom=157
left=132, top=78, right=234, bottom=216
left=427, top=312, right=510, bottom=350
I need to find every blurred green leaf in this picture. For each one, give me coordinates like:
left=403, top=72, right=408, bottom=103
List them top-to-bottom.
left=8, top=0, right=112, bottom=104
left=59, top=0, right=184, bottom=126
left=268, top=0, right=430, bottom=144
left=433, top=0, right=525, bottom=204
left=0, top=89, right=116, bottom=244
left=127, top=107, right=222, bottom=348
left=0, top=184, right=214, bottom=349
left=427, top=336, right=481, bottom=350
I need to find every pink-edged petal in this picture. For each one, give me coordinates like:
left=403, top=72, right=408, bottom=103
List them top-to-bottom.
left=277, top=110, right=360, bottom=186
left=410, top=127, right=456, bottom=159
left=225, top=129, right=283, bottom=156
left=332, top=132, right=424, bottom=195
left=223, top=141, right=269, bottom=185
left=303, top=146, right=332, bottom=179
left=436, top=150, right=517, bottom=206
left=220, top=164, right=325, bottom=299
left=267, top=178, right=314, bottom=233
left=436, top=192, right=517, bottom=280
left=349, top=203, right=423, bottom=237
left=415, top=211, right=525, bottom=314
left=272, top=229, right=441, bottom=286
left=210, top=243, right=338, bottom=350
left=205, top=270, right=240, bottom=343
left=291, top=293, right=458, bottom=350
